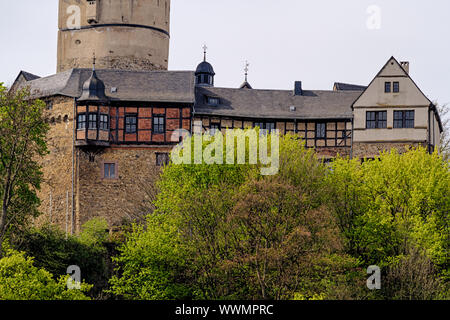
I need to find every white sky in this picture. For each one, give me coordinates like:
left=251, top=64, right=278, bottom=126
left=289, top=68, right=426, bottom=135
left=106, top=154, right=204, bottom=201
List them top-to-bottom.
left=0, top=0, right=449, bottom=108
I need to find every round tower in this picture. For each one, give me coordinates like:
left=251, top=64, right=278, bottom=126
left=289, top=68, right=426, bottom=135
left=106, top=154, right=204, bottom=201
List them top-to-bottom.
left=57, top=0, right=170, bottom=72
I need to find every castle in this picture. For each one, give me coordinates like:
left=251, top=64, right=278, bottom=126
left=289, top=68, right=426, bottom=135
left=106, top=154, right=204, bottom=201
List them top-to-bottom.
left=11, top=0, right=443, bottom=234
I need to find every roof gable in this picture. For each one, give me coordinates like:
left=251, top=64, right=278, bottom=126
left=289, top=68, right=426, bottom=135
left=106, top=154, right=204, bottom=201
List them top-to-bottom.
left=353, top=57, right=431, bottom=108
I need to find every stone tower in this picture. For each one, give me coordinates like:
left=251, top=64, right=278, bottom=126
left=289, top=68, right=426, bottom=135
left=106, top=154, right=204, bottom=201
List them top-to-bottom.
left=57, top=0, right=170, bottom=72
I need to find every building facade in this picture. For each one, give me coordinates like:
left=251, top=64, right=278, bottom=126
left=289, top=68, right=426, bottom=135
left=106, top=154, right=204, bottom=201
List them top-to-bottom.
left=11, top=0, right=443, bottom=233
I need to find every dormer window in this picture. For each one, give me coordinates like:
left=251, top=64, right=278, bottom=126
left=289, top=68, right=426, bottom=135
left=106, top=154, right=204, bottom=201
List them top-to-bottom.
left=207, top=97, right=219, bottom=106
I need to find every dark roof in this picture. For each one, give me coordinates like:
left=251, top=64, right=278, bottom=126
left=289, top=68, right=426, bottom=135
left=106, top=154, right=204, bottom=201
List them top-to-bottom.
left=195, top=61, right=215, bottom=75
left=22, top=69, right=195, bottom=104
left=78, top=70, right=108, bottom=103
left=20, top=71, right=41, bottom=81
left=239, top=81, right=253, bottom=89
left=334, top=82, right=367, bottom=91
left=195, top=87, right=360, bottom=120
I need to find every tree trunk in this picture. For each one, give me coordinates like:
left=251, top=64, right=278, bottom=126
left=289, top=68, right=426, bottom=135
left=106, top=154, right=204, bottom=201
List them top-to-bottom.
left=0, top=204, right=8, bottom=258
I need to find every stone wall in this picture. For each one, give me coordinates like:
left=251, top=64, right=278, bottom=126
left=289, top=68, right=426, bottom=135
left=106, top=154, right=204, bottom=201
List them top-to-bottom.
left=57, top=0, right=171, bottom=72
left=36, top=96, right=75, bottom=232
left=353, top=142, right=427, bottom=159
left=75, top=146, right=171, bottom=232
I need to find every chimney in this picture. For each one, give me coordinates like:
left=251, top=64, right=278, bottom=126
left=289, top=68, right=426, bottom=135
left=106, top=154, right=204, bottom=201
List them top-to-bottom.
left=400, top=61, right=410, bottom=74
left=294, top=81, right=303, bottom=96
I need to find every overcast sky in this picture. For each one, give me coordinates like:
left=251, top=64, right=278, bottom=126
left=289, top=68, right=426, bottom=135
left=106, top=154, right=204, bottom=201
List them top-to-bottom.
left=0, top=0, right=449, bottom=108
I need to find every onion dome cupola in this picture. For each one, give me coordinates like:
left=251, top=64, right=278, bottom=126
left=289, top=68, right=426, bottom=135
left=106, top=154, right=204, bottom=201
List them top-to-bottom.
left=195, top=45, right=215, bottom=87
left=78, top=55, right=108, bottom=103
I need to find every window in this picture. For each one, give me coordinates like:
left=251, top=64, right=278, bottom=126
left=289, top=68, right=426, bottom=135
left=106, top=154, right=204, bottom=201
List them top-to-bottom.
left=201, top=74, right=212, bottom=85
left=385, top=82, right=391, bottom=93
left=393, top=82, right=400, bottom=93
left=207, top=97, right=219, bottom=106
left=46, top=101, right=53, bottom=110
left=394, top=110, right=415, bottom=128
left=366, top=111, right=387, bottom=129
left=88, top=113, right=97, bottom=129
left=77, top=114, right=86, bottom=130
left=99, top=114, right=109, bottom=130
left=125, top=115, right=137, bottom=134
left=153, top=115, right=165, bottom=134
left=254, top=122, right=276, bottom=135
left=254, top=122, right=264, bottom=130
left=266, top=123, right=276, bottom=133
left=316, top=123, right=326, bottom=139
left=210, top=124, right=220, bottom=135
left=156, top=153, right=170, bottom=166
left=103, top=163, right=117, bottom=179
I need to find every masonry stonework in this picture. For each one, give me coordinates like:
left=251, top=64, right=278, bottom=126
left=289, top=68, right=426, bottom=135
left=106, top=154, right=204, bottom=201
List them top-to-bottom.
left=57, top=0, right=171, bottom=72
left=36, top=96, right=75, bottom=230
left=352, top=142, right=427, bottom=159
left=76, top=147, right=170, bottom=232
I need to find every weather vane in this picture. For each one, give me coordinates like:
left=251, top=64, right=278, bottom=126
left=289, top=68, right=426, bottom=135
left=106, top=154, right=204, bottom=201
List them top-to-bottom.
left=202, top=44, right=208, bottom=61
left=244, top=60, right=250, bottom=82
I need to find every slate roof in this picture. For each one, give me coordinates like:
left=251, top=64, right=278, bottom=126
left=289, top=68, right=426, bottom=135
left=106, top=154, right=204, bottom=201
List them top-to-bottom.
left=195, top=61, right=215, bottom=75
left=19, top=68, right=363, bottom=120
left=22, top=69, right=196, bottom=104
left=20, top=71, right=41, bottom=81
left=333, top=82, right=367, bottom=91
left=195, top=87, right=361, bottom=120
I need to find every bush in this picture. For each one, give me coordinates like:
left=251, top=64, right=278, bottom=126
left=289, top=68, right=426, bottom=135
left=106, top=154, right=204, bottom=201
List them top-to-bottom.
left=15, top=220, right=112, bottom=298
left=0, top=250, right=91, bottom=300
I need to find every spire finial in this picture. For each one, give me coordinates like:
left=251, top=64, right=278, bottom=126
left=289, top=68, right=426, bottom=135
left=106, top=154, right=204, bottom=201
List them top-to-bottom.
left=202, top=44, right=208, bottom=61
left=92, top=52, right=96, bottom=71
left=244, top=60, right=250, bottom=82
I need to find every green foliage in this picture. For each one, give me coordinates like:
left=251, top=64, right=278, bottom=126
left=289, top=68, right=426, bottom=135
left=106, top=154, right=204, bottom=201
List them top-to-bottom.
left=0, top=83, right=49, bottom=254
left=110, top=134, right=363, bottom=300
left=328, top=147, right=449, bottom=298
left=329, top=148, right=449, bottom=266
left=108, top=215, right=192, bottom=300
left=78, top=217, right=109, bottom=248
left=16, top=221, right=111, bottom=298
left=0, top=250, right=91, bottom=300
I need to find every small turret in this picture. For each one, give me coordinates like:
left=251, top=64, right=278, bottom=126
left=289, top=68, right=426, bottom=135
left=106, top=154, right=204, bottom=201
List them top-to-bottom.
left=195, top=45, right=215, bottom=87
left=78, top=55, right=108, bottom=103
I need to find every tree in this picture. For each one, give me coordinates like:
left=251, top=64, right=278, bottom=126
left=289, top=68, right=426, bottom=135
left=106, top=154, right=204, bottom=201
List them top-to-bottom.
left=0, top=84, right=49, bottom=256
left=436, top=103, right=450, bottom=160
left=110, top=134, right=364, bottom=300
left=328, top=147, right=449, bottom=298
left=227, top=175, right=354, bottom=299
left=108, top=214, right=192, bottom=300
left=15, top=220, right=112, bottom=299
left=382, top=246, right=448, bottom=300
left=0, top=250, right=91, bottom=300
